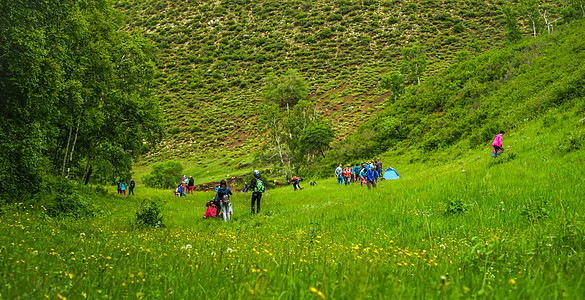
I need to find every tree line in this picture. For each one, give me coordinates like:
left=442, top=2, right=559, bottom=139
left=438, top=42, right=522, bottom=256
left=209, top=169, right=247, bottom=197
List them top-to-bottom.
left=0, top=0, right=164, bottom=202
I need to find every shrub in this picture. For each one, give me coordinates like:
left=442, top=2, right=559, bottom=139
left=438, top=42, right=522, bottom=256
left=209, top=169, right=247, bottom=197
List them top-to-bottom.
left=142, top=161, right=183, bottom=189
left=44, top=179, right=96, bottom=218
left=135, top=197, right=165, bottom=228
left=445, top=197, right=468, bottom=214
left=519, top=198, right=549, bottom=222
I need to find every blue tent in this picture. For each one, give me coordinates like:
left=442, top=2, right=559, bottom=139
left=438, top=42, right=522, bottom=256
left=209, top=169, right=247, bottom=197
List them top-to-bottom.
left=383, top=167, right=400, bottom=180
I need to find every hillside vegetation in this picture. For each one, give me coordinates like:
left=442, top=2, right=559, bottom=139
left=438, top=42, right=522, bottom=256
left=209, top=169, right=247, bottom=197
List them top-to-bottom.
left=116, top=0, right=517, bottom=163
left=321, top=19, right=585, bottom=169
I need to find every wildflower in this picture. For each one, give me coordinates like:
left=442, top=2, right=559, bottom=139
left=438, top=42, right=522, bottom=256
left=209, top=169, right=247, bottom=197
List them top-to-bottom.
left=80, top=233, right=85, bottom=238
left=227, top=248, right=233, bottom=253
left=509, top=278, right=516, bottom=285
left=81, top=292, right=87, bottom=298
left=136, top=292, right=145, bottom=298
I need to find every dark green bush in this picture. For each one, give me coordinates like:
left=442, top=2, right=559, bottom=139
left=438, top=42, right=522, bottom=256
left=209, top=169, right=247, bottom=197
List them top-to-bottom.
left=44, top=179, right=96, bottom=218
left=135, top=197, right=165, bottom=228
left=445, top=197, right=468, bottom=214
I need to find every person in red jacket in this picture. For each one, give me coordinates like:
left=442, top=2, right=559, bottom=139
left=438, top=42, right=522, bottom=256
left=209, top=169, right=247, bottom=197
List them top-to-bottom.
left=342, top=164, right=352, bottom=185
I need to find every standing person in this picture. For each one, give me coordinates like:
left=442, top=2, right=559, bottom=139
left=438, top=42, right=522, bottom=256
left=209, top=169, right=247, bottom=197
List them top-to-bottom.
left=492, top=130, right=505, bottom=158
left=376, top=158, right=384, bottom=181
left=335, top=164, right=343, bottom=185
left=343, top=164, right=352, bottom=186
left=353, top=164, right=360, bottom=183
left=359, top=164, right=367, bottom=187
left=366, top=166, right=377, bottom=190
left=249, top=170, right=265, bottom=214
left=181, top=175, right=188, bottom=194
left=187, top=176, right=195, bottom=194
left=128, top=179, right=135, bottom=196
left=117, top=180, right=121, bottom=194
left=214, top=180, right=232, bottom=218
left=120, top=181, right=126, bottom=195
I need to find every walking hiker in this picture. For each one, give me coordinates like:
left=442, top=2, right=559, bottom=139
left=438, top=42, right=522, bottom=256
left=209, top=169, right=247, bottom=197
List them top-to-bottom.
left=492, top=130, right=504, bottom=158
left=376, top=158, right=383, bottom=181
left=335, top=164, right=343, bottom=185
left=343, top=164, right=352, bottom=185
left=366, top=166, right=377, bottom=190
left=249, top=170, right=265, bottom=214
left=291, top=176, right=302, bottom=191
left=128, top=179, right=135, bottom=196
left=214, top=180, right=232, bottom=218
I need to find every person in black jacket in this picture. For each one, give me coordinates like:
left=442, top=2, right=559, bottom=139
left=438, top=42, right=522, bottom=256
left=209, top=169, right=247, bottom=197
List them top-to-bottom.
left=249, top=170, right=265, bottom=214
left=128, top=179, right=135, bottom=196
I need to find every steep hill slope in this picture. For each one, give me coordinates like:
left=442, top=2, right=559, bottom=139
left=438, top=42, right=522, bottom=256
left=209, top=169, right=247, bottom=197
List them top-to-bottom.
left=115, top=0, right=518, bottom=164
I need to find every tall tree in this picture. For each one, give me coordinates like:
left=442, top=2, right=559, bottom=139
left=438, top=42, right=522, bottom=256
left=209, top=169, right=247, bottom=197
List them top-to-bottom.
left=502, top=4, right=522, bottom=43
left=262, top=69, right=309, bottom=109
left=380, top=71, right=405, bottom=102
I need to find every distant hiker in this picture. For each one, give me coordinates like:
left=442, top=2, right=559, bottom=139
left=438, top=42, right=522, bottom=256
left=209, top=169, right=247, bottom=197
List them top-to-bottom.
left=492, top=130, right=505, bottom=158
left=376, top=158, right=383, bottom=181
left=335, top=164, right=343, bottom=185
left=343, top=164, right=352, bottom=185
left=353, top=164, right=360, bottom=183
left=359, top=164, right=367, bottom=187
left=366, top=166, right=377, bottom=190
left=249, top=170, right=265, bottom=214
left=182, top=175, right=188, bottom=194
left=187, top=176, right=195, bottom=194
left=291, top=176, right=301, bottom=191
left=128, top=179, right=135, bottom=196
left=117, top=180, right=122, bottom=194
left=214, top=180, right=232, bottom=218
left=120, top=181, right=126, bottom=195
left=310, top=181, right=317, bottom=186
left=177, top=183, right=187, bottom=197
left=242, top=183, right=249, bottom=193
left=203, top=201, right=216, bottom=219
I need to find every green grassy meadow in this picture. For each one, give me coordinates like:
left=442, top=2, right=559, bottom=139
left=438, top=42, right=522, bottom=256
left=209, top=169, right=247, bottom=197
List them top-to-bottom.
left=2, top=111, right=585, bottom=299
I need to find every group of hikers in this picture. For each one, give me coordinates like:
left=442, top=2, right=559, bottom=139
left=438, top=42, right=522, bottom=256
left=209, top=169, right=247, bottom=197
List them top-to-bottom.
left=335, top=158, right=384, bottom=190
left=202, top=170, right=265, bottom=222
left=174, top=175, right=195, bottom=197
left=116, top=179, right=135, bottom=196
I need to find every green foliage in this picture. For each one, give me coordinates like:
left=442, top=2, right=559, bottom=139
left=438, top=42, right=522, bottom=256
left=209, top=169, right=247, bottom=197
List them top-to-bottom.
left=400, top=42, right=427, bottom=85
left=262, top=69, right=309, bottom=108
left=380, top=71, right=405, bottom=102
left=298, top=123, right=335, bottom=158
left=142, top=161, right=183, bottom=189
left=43, top=178, right=96, bottom=218
left=135, top=197, right=165, bottom=228
left=444, top=197, right=468, bottom=214
left=519, top=198, right=549, bottom=222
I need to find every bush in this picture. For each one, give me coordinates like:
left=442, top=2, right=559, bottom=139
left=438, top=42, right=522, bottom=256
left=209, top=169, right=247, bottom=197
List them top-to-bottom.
left=142, top=161, right=183, bottom=189
left=44, top=179, right=96, bottom=218
left=135, top=197, right=165, bottom=228
left=445, top=197, right=468, bottom=214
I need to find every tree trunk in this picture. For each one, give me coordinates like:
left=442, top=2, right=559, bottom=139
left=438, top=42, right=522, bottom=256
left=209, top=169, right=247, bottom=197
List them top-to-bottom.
left=65, top=119, right=80, bottom=178
left=61, top=126, right=72, bottom=176
left=84, top=165, right=93, bottom=185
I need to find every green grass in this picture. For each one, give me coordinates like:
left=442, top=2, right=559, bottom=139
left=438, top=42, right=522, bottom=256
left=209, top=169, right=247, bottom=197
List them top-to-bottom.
left=2, top=113, right=584, bottom=298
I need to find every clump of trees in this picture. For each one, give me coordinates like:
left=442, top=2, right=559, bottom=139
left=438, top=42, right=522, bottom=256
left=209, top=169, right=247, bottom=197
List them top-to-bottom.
left=0, top=0, right=163, bottom=202
left=260, top=70, right=334, bottom=177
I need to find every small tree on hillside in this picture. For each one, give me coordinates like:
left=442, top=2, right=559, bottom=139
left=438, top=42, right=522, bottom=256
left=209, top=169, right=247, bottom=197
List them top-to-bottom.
left=502, top=4, right=522, bottom=43
left=400, top=43, right=427, bottom=86
left=262, top=69, right=309, bottom=109
left=380, top=71, right=405, bottom=102
left=299, top=123, right=334, bottom=159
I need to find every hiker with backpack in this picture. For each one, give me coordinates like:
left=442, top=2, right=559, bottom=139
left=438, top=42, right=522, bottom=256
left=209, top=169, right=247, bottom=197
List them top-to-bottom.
left=492, top=130, right=504, bottom=158
left=376, top=158, right=383, bottom=181
left=359, top=163, right=367, bottom=187
left=335, top=164, right=343, bottom=185
left=352, top=164, right=360, bottom=183
left=366, top=165, right=377, bottom=190
left=249, top=170, right=265, bottom=214
left=291, top=176, right=302, bottom=191
left=214, top=180, right=232, bottom=218
left=120, top=181, right=127, bottom=195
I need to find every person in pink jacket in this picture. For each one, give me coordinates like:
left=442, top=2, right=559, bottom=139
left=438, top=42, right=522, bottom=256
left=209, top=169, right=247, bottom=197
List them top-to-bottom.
left=492, top=130, right=504, bottom=157
left=203, top=201, right=217, bottom=219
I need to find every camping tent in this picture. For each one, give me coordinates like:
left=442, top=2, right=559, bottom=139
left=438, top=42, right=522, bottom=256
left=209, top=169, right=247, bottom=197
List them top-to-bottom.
left=383, top=167, right=400, bottom=180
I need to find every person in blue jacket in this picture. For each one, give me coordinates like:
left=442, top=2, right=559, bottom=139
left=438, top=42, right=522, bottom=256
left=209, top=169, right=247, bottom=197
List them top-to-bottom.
left=366, top=164, right=377, bottom=190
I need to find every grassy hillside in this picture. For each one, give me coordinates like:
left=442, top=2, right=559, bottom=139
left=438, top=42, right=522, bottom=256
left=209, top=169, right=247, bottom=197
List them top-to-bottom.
left=115, top=0, right=520, bottom=165
left=321, top=19, right=585, bottom=171
left=2, top=102, right=584, bottom=298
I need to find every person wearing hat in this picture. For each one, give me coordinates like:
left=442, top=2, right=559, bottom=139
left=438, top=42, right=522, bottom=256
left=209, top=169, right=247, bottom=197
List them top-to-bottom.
left=249, top=170, right=265, bottom=214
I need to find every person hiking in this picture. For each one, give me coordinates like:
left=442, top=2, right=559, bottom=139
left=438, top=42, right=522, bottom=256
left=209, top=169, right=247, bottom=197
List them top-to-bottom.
left=492, top=130, right=504, bottom=158
left=376, top=158, right=383, bottom=181
left=335, top=164, right=343, bottom=185
left=342, top=164, right=352, bottom=186
left=353, top=164, right=360, bottom=183
left=359, top=164, right=367, bottom=187
left=366, top=165, right=377, bottom=190
left=249, top=170, right=265, bottom=214
left=187, top=176, right=195, bottom=194
left=291, top=176, right=301, bottom=191
left=128, top=179, right=135, bottom=196
left=214, top=180, right=232, bottom=218
left=120, top=181, right=126, bottom=195
left=177, top=183, right=187, bottom=197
